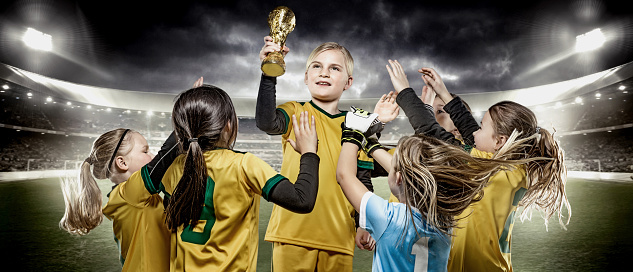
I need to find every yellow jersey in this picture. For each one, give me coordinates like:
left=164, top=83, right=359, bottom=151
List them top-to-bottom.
left=265, top=101, right=373, bottom=255
left=448, top=148, right=527, bottom=272
left=161, top=149, right=284, bottom=271
left=102, top=166, right=171, bottom=272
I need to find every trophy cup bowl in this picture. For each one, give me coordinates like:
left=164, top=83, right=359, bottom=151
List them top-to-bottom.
left=261, top=6, right=295, bottom=77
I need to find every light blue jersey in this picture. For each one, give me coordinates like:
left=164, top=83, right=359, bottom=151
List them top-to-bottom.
left=360, top=192, right=450, bottom=272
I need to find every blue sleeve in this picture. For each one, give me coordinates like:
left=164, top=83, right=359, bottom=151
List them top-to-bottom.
left=359, top=192, right=391, bottom=241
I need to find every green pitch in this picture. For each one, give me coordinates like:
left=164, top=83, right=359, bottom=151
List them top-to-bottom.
left=0, top=177, right=631, bottom=271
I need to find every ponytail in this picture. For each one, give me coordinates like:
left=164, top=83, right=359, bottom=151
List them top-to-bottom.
left=59, top=128, right=135, bottom=235
left=520, top=128, right=571, bottom=230
left=165, top=139, right=208, bottom=231
left=59, top=160, right=103, bottom=235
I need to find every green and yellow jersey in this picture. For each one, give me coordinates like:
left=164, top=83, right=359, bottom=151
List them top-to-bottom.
left=265, top=101, right=373, bottom=255
left=448, top=148, right=527, bottom=272
left=161, top=149, right=284, bottom=271
left=102, top=167, right=171, bottom=272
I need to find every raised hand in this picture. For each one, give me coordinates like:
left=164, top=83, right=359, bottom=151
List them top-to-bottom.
left=259, top=36, right=290, bottom=63
left=385, top=59, right=410, bottom=95
left=418, top=67, right=453, bottom=104
left=193, top=77, right=203, bottom=88
left=420, top=85, right=436, bottom=106
left=373, top=91, right=400, bottom=123
left=288, top=111, right=318, bottom=155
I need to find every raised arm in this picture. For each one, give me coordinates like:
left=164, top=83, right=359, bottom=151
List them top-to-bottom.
left=256, top=36, right=290, bottom=134
left=387, top=60, right=459, bottom=144
left=420, top=67, right=479, bottom=146
left=267, top=112, right=319, bottom=213
left=144, top=131, right=180, bottom=195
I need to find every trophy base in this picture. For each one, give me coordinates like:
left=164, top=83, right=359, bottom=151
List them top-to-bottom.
left=261, top=52, right=286, bottom=77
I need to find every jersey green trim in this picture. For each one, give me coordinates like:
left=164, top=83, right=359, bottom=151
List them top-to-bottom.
left=309, top=101, right=346, bottom=118
left=278, top=108, right=291, bottom=134
left=357, top=159, right=374, bottom=170
left=140, top=165, right=160, bottom=194
left=262, top=174, right=286, bottom=201
left=181, top=176, right=216, bottom=245
left=499, top=187, right=527, bottom=253
left=113, top=233, right=125, bottom=266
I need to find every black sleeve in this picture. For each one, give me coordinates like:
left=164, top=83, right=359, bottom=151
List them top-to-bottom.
left=256, top=74, right=288, bottom=135
left=396, top=88, right=461, bottom=146
left=443, top=96, right=479, bottom=148
left=145, top=131, right=180, bottom=193
left=267, top=153, right=319, bottom=213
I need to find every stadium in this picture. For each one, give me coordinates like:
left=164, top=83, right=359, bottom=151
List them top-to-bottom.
left=1, top=1, right=633, bottom=271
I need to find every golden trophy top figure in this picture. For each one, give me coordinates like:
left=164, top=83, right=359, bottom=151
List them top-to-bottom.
left=261, top=6, right=296, bottom=77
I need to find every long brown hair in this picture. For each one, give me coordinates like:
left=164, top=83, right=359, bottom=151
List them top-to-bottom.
left=165, top=85, right=238, bottom=231
left=488, top=100, right=571, bottom=229
left=59, top=128, right=136, bottom=235
left=393, top=134, right=523, bottom=237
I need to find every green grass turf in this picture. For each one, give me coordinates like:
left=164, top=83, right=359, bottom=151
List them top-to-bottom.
left=0, top=177, right=631, bottom=271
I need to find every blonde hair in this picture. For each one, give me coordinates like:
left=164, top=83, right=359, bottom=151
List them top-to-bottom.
left=305, top=42, right=354, bottom=77
left=488, top=101, right=571, bottom=229
left=59, top=128, right=137, bottom=235
left=393, top=134, right=524, bottom=237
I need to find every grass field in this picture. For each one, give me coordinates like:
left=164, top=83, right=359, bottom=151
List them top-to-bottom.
left=0, top=176, right=631, bottom=271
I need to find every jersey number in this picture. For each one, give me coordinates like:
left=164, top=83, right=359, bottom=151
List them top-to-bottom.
left=181, top=177, right=216, bottom=245
left=411, top=236, right=430, bottom=272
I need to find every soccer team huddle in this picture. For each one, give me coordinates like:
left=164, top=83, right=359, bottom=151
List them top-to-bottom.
left=58, top=35, right=571, bottom=272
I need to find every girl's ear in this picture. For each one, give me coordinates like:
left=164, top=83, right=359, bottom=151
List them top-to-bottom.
left=343, top=76, right=353, bottom=91
left=494, top=135, right=508, bottom=151
left=114, top=156, right=129, bottom=171
left=395, top=171, right=403, bottom=186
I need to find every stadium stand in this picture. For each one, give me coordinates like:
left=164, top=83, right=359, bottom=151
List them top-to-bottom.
left=1, top=67, right=633, bottom=173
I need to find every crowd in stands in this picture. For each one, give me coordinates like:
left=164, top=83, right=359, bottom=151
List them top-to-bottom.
left=1, top=78, right=632, bottom=173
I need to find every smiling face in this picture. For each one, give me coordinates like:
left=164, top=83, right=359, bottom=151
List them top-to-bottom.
left=304, top=49, right=353, bottom=103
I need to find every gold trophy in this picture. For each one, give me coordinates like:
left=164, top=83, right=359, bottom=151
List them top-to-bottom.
left=261, top=6, right=295, bottom=77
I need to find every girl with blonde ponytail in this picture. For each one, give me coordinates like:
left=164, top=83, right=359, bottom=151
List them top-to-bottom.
left=60, top=127, right=180, bottom=271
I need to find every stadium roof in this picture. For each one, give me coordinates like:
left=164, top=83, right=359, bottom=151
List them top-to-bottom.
left=1, top=61, right=632, bottom=116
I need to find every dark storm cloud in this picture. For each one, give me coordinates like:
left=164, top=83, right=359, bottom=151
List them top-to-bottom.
left=1, top=0, right=632, bottom=99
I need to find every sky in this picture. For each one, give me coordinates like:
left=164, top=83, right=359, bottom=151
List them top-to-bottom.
left=0, top=0, right=632, bottom=100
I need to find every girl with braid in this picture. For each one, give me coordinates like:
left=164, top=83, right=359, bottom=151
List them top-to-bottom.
left=157, top=84, right=320, bottom=271
left=60, top=127, right=180, bottom=271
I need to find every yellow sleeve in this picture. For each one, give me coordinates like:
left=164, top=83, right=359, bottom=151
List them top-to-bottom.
left=241, top=152, right=286, bottom=201
left=114, top=170, right=153, bottom=207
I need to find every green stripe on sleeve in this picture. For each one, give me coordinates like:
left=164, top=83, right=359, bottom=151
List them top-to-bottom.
left=278, top=108, right=290, bottom=135
left=357, top=160, right=374, bottom=170
left=141, top=165, right=159, bottom=194
left=262, top=174, right=286, bottom=201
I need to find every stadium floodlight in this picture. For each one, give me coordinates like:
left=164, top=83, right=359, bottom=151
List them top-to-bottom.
left=23, top=28, right=53, bottom=51
left=575, top=28, right=605, bottom=53
left=2, top=84, right=8, bottom=90
left=619, top=86, right=626, bottom=91
left=575, top=97, right=583, bottom=104
left=66, top=101, right=72, bottom=105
